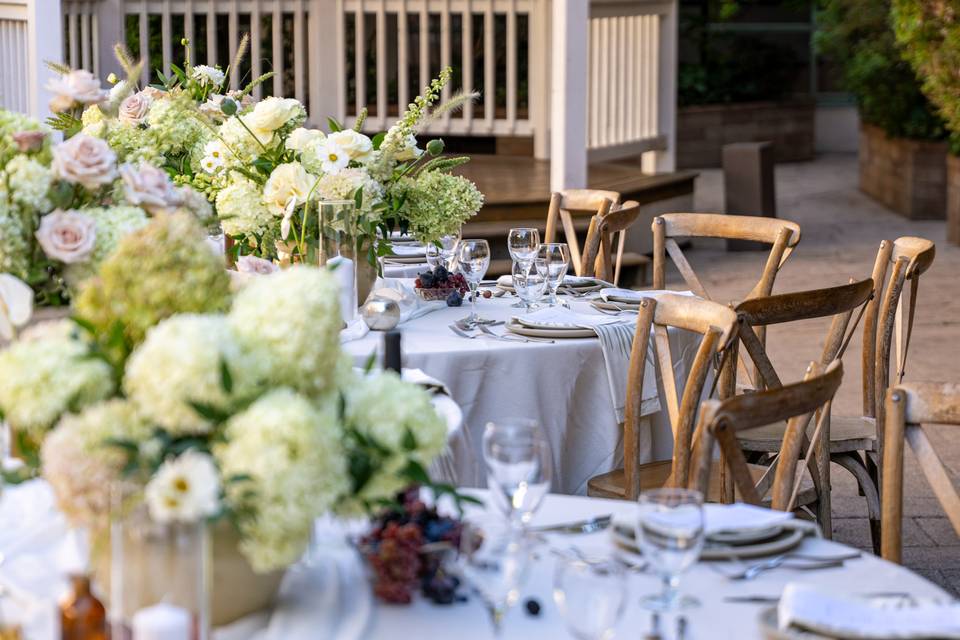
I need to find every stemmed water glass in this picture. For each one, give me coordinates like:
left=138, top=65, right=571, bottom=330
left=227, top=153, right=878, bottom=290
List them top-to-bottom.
left=507, top=228, right=541, bottom=308
left=425, top=232, right=461, bottom=270
left=458, top=239, right=491, bottom=325
left=539, top=243, right=570, bottom=306
left=511, top=258, right=548, bottom=312
left=482, top=418, right=553, bottom=529
left=635, top=488, right=705, bottom=611
left=458, top=516, right=532, bottom=636
left=553, top=554, right=627, bottom=640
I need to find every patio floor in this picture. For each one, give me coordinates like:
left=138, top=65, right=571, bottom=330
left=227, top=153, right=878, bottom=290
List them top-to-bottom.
left=651, top=153, right=960, bottom=595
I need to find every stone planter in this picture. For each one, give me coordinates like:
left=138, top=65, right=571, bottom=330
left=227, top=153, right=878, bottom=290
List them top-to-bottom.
left=677, top=100, right=815, bottom=169
left=859, top=123, right=948, bottom=220
left=947, top=154, right=960, bottom=246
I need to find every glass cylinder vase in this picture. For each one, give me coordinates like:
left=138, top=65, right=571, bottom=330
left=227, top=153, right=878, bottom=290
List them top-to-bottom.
left=318, top=200, right=360, bottom=323
left=109, top=495, right=210, bottom=640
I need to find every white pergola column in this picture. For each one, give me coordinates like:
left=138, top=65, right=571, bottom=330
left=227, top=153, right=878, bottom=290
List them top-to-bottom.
left=27, top=0, right=63, bottom=122
left=549, top=0, right=588, bottom=192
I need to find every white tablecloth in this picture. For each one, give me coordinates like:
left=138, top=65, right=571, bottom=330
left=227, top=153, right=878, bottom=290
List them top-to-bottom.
left=381, top=259, right=430, bottom=279
left=343, top=292, right=702, bottom=494
left=218, top=492, right=952, bottom=640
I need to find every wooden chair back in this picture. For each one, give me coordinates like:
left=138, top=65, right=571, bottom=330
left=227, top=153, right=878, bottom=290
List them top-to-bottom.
left=545, top=189, right=620, bottom=275
left=580, top=200, right=642, bottom=285
left=651, top=213, right=801, bottom=302
left=861, top=237, right=936, bottom=422
left=730, top=278, right=874, bottom=393
left=621, top=293, right=738, bottom=499
left=690, top=360, right=843, bottom=511
left=882, top=381, right=960, bottom=563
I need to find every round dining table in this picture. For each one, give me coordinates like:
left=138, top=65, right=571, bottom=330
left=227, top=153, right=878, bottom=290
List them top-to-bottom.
left=341, top=287, right=702, bottom=494
left=214, top=491, right=954, bottom=640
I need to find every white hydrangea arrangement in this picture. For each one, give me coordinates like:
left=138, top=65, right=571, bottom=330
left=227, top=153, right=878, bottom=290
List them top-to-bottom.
left=0, top=97, right=211, bottom=309
left=0, top=214, right=453, bottom=573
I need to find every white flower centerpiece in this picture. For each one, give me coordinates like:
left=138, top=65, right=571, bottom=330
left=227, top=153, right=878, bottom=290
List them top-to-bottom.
left=0, top=212, right=460, bottom=627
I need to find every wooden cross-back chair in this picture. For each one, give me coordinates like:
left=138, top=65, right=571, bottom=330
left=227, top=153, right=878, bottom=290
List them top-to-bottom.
left=544, top=189, right=620, bottom=276
left=580, top=200, right=650, bottom=286
left=727, top=278, right=873, bottom=537
left=587, top=293, right=737, bottom=501
left=690, top=360, right=843, bottom=521
left=882, top=382, right=960, bottom=564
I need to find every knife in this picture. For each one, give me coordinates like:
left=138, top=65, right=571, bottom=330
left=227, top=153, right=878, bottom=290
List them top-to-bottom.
left=529, top=514, right=612, bottom=534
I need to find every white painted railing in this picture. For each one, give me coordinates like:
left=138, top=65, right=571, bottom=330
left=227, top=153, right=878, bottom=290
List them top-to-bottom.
left=0, top=0, right=62, bottom=119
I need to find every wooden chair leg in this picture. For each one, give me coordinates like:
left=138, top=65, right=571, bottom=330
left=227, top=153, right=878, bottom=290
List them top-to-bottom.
left=832, top=452, right=882, bottom=555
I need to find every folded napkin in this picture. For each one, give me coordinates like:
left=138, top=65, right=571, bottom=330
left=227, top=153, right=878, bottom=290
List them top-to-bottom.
left=386, top=243, right=426, bottom=257
left=497, top=274, right=611, bottom=289
left=599, top=288, right=696, bottom=303
left=517, top=306, right=624, bottom=329
left=339, top=317, right=369, bottom=344
left=703, top=503, right=794, bottom=534
left=779, top=583, right=960, bottom=639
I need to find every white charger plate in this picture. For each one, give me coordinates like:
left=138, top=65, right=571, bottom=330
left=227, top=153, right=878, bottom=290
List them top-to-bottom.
left=505, top=320, right=596, bottom=339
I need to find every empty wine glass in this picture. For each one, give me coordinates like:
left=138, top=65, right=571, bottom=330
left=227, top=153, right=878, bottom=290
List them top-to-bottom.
left=508, top=228, right=541, bottom=263
left=425, top=233, right=460, bottom=270
left=458, top=239, right=491, bottom=325
left=539, top=243, right=570, bottom=306
left=512, top=258, right=547, bottom=312
left=482, top=419, right=553, bottom=528
left=635, top=488, right=705, bottom=611
left=458, top=516, right=532, bottom=637
left=553, top=554, right=627, bottom=640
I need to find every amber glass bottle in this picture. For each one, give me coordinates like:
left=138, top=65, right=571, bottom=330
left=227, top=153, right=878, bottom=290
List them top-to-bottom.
left=60, top=574, right=107, bottom=640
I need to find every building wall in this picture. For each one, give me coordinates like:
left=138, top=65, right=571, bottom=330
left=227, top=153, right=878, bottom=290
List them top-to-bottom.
left=815, top=104, right=860, bottom=153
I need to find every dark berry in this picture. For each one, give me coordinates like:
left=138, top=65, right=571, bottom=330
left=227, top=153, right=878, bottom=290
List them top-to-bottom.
left=434, top=265, right=449, bottom=282
left=420, top=272, right=436, bottom=288
left=482, top=289, right=492, bottom=299
left=446, top=290, right=463, bottom=307
left=525, top=598, right=541, bottom=616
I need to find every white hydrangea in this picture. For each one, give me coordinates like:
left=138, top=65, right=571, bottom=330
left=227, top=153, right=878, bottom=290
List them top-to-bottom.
left=190, top=65, right=225, bottom=88
left=218, top=116, right=270, bottom=162
left=6, top=155, right=52, bottom=211
left=315, top=167, right=384, bottom=218
left=215, top=177, right=274, bottom=237
left=63, top=205, right=149, bottom=288
left=0, top=210, right=30, bottom=279
left=228, top=266, right=342, bottom=396
left=124, top=314, right=255, bottom=435
left=0, top=331, right=115, bottom=436
left=339, top=370, right=447, bottom=514
left=215, top=388, right=348, bottom=572
left=41, top=399, right=150, bottom=529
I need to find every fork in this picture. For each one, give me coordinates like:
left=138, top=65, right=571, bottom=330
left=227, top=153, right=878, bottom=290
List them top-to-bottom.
left=478, top=323, right=555, bottom=344
left=449, top=324, right=479, bottom=339
left=715, top=554, right=849, bottom=580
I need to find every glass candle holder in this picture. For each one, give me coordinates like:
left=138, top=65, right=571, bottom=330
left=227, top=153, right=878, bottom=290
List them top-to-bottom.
left=318, top=200, right=360, bottom=323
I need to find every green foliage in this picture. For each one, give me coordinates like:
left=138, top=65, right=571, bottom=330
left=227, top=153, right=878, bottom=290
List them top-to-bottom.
left=815, top=0, right=945, bottom=140
left=892, top=0, right=960, bottom=154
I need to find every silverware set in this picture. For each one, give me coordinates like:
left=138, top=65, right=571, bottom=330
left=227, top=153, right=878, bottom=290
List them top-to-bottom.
left=449, top=322, right=555, bottom=344
left=710, top=550, right=861, bottom=581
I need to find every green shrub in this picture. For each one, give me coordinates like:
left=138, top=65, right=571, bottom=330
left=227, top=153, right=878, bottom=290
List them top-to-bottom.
left=816, top=0, right=945, bottom=140
left=892, top=0, right=960, bottom=153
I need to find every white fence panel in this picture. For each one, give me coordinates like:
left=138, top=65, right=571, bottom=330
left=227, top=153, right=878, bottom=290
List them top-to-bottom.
left=1, top=0, right=63, bottom=119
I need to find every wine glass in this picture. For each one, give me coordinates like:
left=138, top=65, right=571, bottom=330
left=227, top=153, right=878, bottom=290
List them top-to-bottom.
left=508, top=228, right=541, bottom=263
left=425, top=233, right=460, bottom=270
left=458, top=239, right=491, bottom=325
left=539, top=243, right=570, bottom=306
left=512, top=258, right=547, bottom=312
left=482, top=419, right=553, bottom=528
left=635, top=488, right=705, bottom=611
left=458, top=516, right=532, bottom=637
left=553, top=554, right=627, bottom=640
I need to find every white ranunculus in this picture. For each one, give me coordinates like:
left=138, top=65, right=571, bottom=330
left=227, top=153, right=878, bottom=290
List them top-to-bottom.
left=190, top=64, right=226, bottom=88
left=45, top=70, right=108, bottom=112
left=118, top=91, right=153, bottom=125
left=246, top=97, right=302, bottom=135
left=286, top=127, right=324, bottom=152
left=327, top=129, right=373, bottom=162
left=394, top=133, right=424, bottom=161
left=51, top=134, right=118, bottom=190
left=315, top=139, right=349, bottom=175
left=119, top=162, right=182, bottom=215
left=262, top=162, right=315, bottom=216
left=35, top=210, right=97, bottom=264
left=236, top=255, right=279, bottom=275
left=0, top=274, right=33, bottom=341
left=145, top=450, right=221, bottom=524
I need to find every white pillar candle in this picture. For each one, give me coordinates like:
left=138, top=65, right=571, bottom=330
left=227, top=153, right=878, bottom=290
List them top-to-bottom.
left=327, top=255, right=357, bottom=323
left=131, top=603, right=191, bottom=640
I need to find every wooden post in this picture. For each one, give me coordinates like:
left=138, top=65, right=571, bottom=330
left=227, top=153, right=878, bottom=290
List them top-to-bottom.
left=27, top=0, right=63, bottom=121
left=95, top=0, right=125, bottom=82
left=530, top=0, right=551, bottom=160
left=549, top=0, right=588, bottom=192
left=642, top=0, right=676, bottom=174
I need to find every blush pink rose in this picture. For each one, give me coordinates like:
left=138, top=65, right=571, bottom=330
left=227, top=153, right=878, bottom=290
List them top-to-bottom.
left=45, top=70, right=108, bottom=112
left=118, top=91, right=153, bottom=125
left=11, top=130, right=46, bottom=152
left=51, top=134, right=117, bottom=190
left=119, top=162, right=182, bottom=215
left=35, top=210, right=97, bottom=264
left=236, top=255, right=279, bottom=275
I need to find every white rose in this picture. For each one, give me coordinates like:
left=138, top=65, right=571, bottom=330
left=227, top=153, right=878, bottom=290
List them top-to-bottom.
left=190, top=65, right=225, bottom=87
left=45, top=70, right=108, bottom=112
left=118, top=91, right=153, bottom=125
left=246, top=97, right=302, bottom=134
left=286, top=127, right=324, bottom=152
left=328, top=129, right=374, bottom=162
left=51, top=134, right=118, bottom=190
left=395, top=134, right=424, bottom=161
left=119, top=162, right=181, bottom=215
left=262, top=162, right=316, bottom=215
left=35, top=210, right=97, bottom=264
left=236, top=255, right=279, bottom=275
left=0, top=274, right=33, bottom=341
left=145, top=450, right=221, bottom=524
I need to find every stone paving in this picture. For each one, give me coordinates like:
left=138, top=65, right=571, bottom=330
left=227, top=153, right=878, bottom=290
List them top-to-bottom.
left=655, top=153, right=960, bottom=595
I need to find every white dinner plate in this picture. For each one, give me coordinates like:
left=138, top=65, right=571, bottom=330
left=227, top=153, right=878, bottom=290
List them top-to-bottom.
left=496, top=275, right=605, bottom=293
left=505, top=320, right=596, bottom=339
left=611, top=520, right=809, bottom=560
